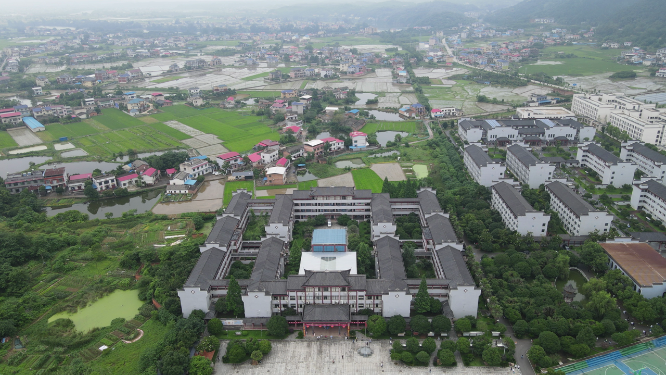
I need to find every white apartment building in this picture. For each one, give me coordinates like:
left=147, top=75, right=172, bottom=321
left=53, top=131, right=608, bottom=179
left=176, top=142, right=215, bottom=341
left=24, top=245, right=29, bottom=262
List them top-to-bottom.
left=572, top=93, right=662, bottom=125
left=516, top=107, right=576, bottom=120
left=609, top=109, right=666, bottom=146
left=458, top=118, right=594, bottom=145
left=621, top=141, right=666, bottom=180
left=576, top=142, right=637, bottom=187
left=506, top=144, right=556, bottom=188
left=463, top=145, right=506, bottom=187
left=261, top=146, right=280, bottom=165
left=180, top=159, right=212, bottom=178
left=631, top=179, right=666, bottom=223
left=546, top=181, right=614, bottom=236
left=491, top=182, right=550, bottom=235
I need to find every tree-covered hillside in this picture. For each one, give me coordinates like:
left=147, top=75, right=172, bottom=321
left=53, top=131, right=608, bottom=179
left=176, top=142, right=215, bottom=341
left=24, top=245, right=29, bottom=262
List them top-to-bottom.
left=485, top=0, right=638, bottom=27
left=595, top=0, right=666, bottom=50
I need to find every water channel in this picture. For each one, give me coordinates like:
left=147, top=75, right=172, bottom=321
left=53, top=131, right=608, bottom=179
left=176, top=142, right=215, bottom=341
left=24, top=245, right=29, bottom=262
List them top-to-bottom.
left=46, top=189, right=162, bottom=219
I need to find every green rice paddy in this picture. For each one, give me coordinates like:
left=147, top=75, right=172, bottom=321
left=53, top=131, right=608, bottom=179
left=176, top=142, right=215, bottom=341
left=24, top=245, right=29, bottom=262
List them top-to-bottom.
left=522, top=45, right=631, bottom=76
left=151, top=76, right=184, bottom=83
left=94, top=108, right=145, bottom=130
left=361, top=121, right=420, bottom=134
left=0, top=130, right=19, bottom=148
left=351, top=168, right=383, bottom=193
left=48, top=289, right=143, bottom=332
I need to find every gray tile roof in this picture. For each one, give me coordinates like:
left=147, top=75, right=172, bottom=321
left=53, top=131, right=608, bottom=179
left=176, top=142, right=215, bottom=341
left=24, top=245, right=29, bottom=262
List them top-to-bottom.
left=458, top=119, right=485, bottom=131
left=585, top=143, right=621, bottom=164
left=631, top=143, right=666, bottom=164
left=508, top=144, right=540, bottom=167
left=465, top=145, right=494, bottom=168
left=173, top=171, right=189, bottom=180
left=645, top=179, right=666, bottom=201
left=546, top=181, right=596, bottom=217
left=492, top=182, right=538, bottom=216
left=418, top=189, right=442, bottom=215
left=225, top=191, right=252, bottom=216
left=371, top=193, right=393, bottom=224
left=269, top=195, right=293, bottom=224
left=426, top=214, right=458, bottom=244
left=206, top=216, right=240, bottom=246
left=630, top=231, right=666, bottom=243
left=375, top=236, right=406, bottom=281
left=250, top=237, right=285, bottom=282
left=436, top=246, right=475, bottom=287
left=184, top=248, right=225, bottom=289
left=302, top=270, right=351, bottom=286
left=365, top=279, right=391, bottom=295
left=247, top=280, right=288, bottom=294
left=302, top=304, right=350, bottom=322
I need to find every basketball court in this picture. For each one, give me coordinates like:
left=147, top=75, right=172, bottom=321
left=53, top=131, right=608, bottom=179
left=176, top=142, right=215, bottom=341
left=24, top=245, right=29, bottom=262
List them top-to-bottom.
left=564, top=345, right=666, bottom=375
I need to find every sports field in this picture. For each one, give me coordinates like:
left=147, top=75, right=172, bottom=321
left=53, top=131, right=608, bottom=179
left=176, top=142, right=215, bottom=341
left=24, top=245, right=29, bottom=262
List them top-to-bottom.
left=147, top=106, right=279, bottom=152
left=360, top=121, right=421, bottom=134
left=561, top=339, right=666, bottom=375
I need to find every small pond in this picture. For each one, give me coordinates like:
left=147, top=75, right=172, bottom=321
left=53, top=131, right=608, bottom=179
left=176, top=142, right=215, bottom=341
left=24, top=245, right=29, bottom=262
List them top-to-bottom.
left=355, top=93, right=378, bottom=106
left=368, top=110, right=404, bottom=121
left=375, top=131, right=408, bottom=147
left=316, top=132, right=331, bottom=139
left=60, top=149, right=89, bottom=158
left=369, top=150, right=399, bottom=158
left=0, top=156, right=51, bottom=176
left=335, top=158, right=366, bottom=168
left=41, top=161, right=122, bottom=176
left=297, top=170, right=318, bottom=182
left=46, top=189, right=162, bottom=219
left=555, top=268, right=588, bottom=303
left=48, top=289, right=143, bottom=332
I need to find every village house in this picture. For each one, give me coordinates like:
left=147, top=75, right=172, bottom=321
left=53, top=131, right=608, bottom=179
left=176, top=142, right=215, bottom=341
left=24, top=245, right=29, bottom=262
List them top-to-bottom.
left=350, top=131, right=368, bottom=148
left=320, top=137, right=345, bottom=152
left=304, top=139, right=325, bottom=156
left=216, top=151, right=244, bottom=170
left=180, top=159, right=212, bottom=178
left=265, top=166, right=286, bottom=186
left=142, top=168, right=160, bottom=185
left=68, top=173, right=92, bottom=191
left=117, top=173, right=140, bottom=188
left=93, top=175, right=117, bottom=191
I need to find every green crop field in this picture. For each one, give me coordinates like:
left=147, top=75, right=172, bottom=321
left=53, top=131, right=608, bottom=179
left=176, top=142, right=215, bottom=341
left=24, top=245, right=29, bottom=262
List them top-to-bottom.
left=310, top=36, right=390, bottom=49
left=522, top=45, right=630, bottom=76
left=151, top=76, right=184, bottom=83
left=237, top=91, right=282, bottom=99
left=149, top=106, right=280, bottom=152
left=93, top=109, right=145, bottom=130
left=361, top=121, right=420, bottom=134
left=37, top=123, right=101, bottom=142
left=148, top=123, right=191, bottom=140
left=74, top=125, right=183, bottom=157
left=0, top=131, right=18, bottom=148
left=351, top=168, right=383, bottom=193
left=298, top=180, right=318, bottom=190
left=223, top=181, right=255, bottom=206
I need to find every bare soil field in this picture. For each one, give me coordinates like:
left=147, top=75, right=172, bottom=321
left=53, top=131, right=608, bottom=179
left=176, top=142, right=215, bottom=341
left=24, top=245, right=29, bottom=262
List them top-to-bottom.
left=370, top=163, right=406, bottom=181
left=317, top=172, right=355, bottom=187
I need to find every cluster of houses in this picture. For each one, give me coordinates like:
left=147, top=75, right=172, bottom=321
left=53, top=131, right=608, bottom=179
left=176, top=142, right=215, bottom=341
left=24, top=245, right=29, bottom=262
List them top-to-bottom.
left=617, top=46, right=666, bottom=67
left=214, top=129, right=369, bottom=186
left=3, top=156, right=217, bottom=196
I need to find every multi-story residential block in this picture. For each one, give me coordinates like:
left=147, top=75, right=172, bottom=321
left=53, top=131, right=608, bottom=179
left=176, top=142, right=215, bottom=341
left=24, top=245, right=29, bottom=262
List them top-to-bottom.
left=572, top=93, right=659, bottom=124
left=609, top=108, right=666, bottom=146
left=458, top=118, right=594, bottom=146
left=320, top=137, right=345, bottom=152
left=304, top=139, right=325, bottom=156
left=621, top=141, right=666, bottom=180
left=576, top=142, right=636, bottom=187
left=506, top=144, right=556, bottom=188
left=463, top=145, right=506, bottom=187
left=261, top=146, right=280, bottom=165
left=216, top=151, right=244, bottom=170
left=180, top=159, right=212, bottom=178
left=43, top=167, right=67, bottom=189
left=4, top=171, right=44, bottom=194
left=93, top=175, right=117, bottom=191
left=631, top=179, right=666, bottom=223
left=546, top=181, right=614, bottom=235
left=491, top=182, right=550, bottom=235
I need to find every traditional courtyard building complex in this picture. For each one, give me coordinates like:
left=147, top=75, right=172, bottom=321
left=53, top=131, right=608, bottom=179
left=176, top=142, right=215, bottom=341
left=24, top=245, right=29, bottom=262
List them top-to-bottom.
left=178, top=187, right=481, bottom=328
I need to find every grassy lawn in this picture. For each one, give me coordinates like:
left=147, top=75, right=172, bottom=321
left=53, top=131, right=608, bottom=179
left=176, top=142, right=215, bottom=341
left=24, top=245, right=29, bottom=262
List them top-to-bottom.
left=151, top=76, right=184, bottom=83
left=237, top=91, right=282, bottom=99
left=94, top=108, right=145, bottom=130
left=361, top=121, right=421, bottom=134
left=148, top=122, right=191, bottom=140
left=0, top=130, right=19, bottom=148
left=351, top=168, right=383, bottom=193
left=223, top=180, right=255, bottom=206
left=298, top=180, right=318, bottom=190
left=88, top=319, right=169, bottom=375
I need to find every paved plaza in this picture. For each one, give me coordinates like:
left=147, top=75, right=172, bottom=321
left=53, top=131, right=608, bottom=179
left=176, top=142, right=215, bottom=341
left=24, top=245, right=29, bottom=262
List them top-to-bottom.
left=213, top=339, right=523, bottom=375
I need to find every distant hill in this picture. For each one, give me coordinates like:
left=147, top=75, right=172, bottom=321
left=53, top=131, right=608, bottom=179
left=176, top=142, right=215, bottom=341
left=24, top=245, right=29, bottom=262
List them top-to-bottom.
left=485, top=0, right=639, bottom=27
left=595, top=0, right=666, bottom=50
left=269, top=1, right=476, bottom=28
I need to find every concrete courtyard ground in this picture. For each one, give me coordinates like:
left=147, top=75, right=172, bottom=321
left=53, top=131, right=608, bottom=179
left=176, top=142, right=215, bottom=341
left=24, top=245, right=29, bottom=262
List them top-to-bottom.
left=152, top=179, right=224, bottom=214
left=214, top=339, right=523, bottom=375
